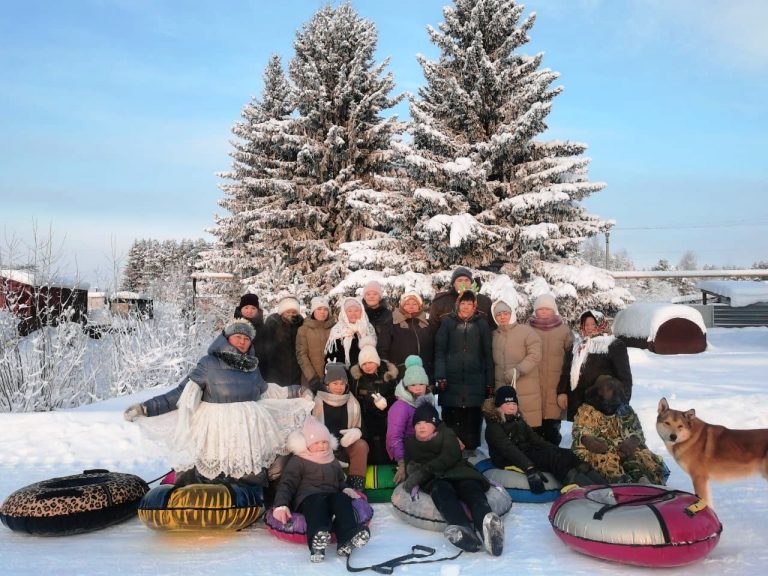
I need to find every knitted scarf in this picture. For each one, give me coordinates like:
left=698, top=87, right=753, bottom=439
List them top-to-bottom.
left=527, top=315, right=564, bottom=331
left=212, top=349, right=259, bottom=372
left=313, top=391, right=362, bottom=428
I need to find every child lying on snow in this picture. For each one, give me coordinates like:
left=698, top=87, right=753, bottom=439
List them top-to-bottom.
left=402, top=402, right=504, bottom=556
left=271, top=417, right=370, bottom=563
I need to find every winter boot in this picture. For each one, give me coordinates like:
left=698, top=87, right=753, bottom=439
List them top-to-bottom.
left=346, top=475, right=366, bottom=492
left=481, top=512, right=504, bottom=557
left=444, top=524, right=482, bottom=553
left=351, top=526, right=370, bottom=549
left=310, top=530, right=331, bottom=562
left=336, top=543, right=352, bottom=558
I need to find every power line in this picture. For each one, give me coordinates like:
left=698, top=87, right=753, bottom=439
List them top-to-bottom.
left=615, top=218, right=768, bottom=231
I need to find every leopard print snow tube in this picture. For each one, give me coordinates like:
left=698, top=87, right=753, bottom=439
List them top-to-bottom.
left=0, top=469, right=149, bottom=536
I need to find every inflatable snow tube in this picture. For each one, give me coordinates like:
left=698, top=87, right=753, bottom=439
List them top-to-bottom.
left=472, top=458, right=561, bottom=503
left=363, top=464, right=397, bottom=504
left=0, top=469, right=149, bottom=536
left=137, top=483, right=264, bottom=531
left=391, top=483, right=512, bottom=532
left=549, top=484, right=722, bottom=567
left=265, top=496, right=374, bottom=544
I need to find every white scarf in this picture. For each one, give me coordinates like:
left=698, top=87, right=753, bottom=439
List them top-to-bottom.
left=324, top=297, right=376, bottom=367
left=569, top=334, right=614, bottom=391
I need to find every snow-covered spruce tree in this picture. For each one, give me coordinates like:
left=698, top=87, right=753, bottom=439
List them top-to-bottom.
left=404, top=0, right=630, bottom=318
left=276, top=2, right=414, bottom=302
left=203, top=54, right=301, bottom=300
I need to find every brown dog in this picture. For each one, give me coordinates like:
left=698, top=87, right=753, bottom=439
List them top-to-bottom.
left=656, top=397, right=768, bottom=507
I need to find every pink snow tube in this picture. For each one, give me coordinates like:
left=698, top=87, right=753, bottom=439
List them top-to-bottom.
left=549, top=484, right=722, bottom=567
left=265, top=495, right=374, bottom=544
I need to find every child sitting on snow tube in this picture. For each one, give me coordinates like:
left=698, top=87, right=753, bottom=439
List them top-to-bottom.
left=484, top=386, right=606, bottom=491
left=402, top=402, right=504, bottom=556
left=271, top=417, right=371, bottom=563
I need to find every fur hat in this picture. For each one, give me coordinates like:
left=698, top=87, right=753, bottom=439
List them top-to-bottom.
left=450, top=266, right=473, bottom=285
left=363, top=280, right=383, bottom=297
left=399, top=291, right=423, bottom=307
left=239, top=293, right=259, bottom=309
left=533, top=293, right=558, bottom=314
left=277, top=296, right=300, bottom=315
left=310, top=296, right=330, bottom=315
left=223, top=318, right=255, bottom=341
left=357, top=335, right=380, bottom=366
left=403, top=355, right=428, bottom=387
left=324, top=362, right=348, bottom=385
left=494, top=385, right=518, bottom=407
left=412, top=401, right=441, bottom=427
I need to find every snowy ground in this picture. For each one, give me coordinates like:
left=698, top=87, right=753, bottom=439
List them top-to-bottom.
left=1, top=328, right=767, bottom=575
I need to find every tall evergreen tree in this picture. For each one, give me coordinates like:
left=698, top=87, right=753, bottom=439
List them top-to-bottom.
left=405, top=0, right=630, bottom=315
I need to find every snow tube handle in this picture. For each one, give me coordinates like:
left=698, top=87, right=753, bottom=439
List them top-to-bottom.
left=346, top=544, right=462, bottom=574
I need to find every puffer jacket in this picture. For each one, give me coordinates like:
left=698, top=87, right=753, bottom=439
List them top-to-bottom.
left=364, top=301, right=393, bottom=341
left=491, top=306, right=543, bottom=426
left=378, top=308, right=435, bottom=383
left=434, top=310, right=493, bottom=408
left=260, top=313, right=304, bottom=387
left=296, top=316, right=333, bottom=386
left=529, top=319, right=573, bottom=420
left=143, top=333, right=267, bottom=416
left=558, top=335, right=633, bottom=421
left=350, top=361, right=398, bottom=464
left=386, top=384, right=436, bottom=463
left=482, top=399, right=549, bottom=470
left=404, top=423, right=490, bottom=493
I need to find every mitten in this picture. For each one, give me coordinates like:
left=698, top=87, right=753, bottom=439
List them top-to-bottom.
left=436, top=379, right=447, bottom=394
left=371, top=392, right=387, bottom=411
left=556, top=394, right=568, bottom=411
left=123, top=403, right=146, bottom=422
left=339, top=428, right=362, bottom=448
left=581, top=435, right=609, bottom=454
left=618, top=435, right=641, bottom=459
left=393, top=460, right=406, bottom=484
left=402, top=465, right=431, bottom=493
left=525, top=467, right=547, bottom=494
left=342, top=487, right=361, bottom=500
left=272, top=506, right=292, bottom=524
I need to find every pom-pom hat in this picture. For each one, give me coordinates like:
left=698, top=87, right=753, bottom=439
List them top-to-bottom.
left=403, top=355, right=428, bottom=387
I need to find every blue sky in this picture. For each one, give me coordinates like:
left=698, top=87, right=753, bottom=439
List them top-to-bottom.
left=2, top=0, right=767, bottom=285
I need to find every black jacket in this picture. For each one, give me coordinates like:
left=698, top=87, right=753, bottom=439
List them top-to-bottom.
left=259, top=313, right=304, bottom=387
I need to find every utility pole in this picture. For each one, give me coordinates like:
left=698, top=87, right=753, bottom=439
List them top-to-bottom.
left=605, top=231, right=611, bottom=269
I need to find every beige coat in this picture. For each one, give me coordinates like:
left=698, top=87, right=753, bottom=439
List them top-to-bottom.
left=296, top=317, right=333, bottom=385
left=531, top=322, right=573, bottom=420
left=492, top=323, right=543, bottom=427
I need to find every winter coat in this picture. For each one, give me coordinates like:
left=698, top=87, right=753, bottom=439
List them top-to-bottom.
left=428, top=289, right=495, bottom=331
left=364, top=301, right=393, bottom=342
left=377, top=308, right=435, bottom=383
left=434, top=311, right=493, bottom=408
left=259, top=313, right=304, bottom=387
left=296, top=317, right=333, bottom=386
left=529, top=319, right=573, bottom=421
left=492, top=322, right=543, bottom=427
left=143, top=334, right=267, bottom=417
left=558, top=335, right=633, bottom=421
left=350, top=361, right=398, bottom=464
left=386, top=384, right=436, bottom=463
left=482, top=399, right=550, bottom=471
left=572, top=403, right=667, bottom=485
left=404, top=423, right=490, bottom=493
left=272, top=446, right=347, bottom=511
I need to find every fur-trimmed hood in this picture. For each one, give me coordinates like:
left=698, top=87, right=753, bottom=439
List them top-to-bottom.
left=350, top=359, right=398, bottom=382
left=286, top=428, right=339, bottom=455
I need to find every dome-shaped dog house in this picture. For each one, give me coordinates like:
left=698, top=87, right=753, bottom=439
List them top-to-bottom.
left=613, top=303, right=706, bottom=355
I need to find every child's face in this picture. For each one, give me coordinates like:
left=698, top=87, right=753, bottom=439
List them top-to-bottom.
left=361, top=361, right=378, bottom=375
left=327, top=380, right=346, bottom=395
left=407, top=384, right=427, bottom=398
left=499, top=402, right=518, bottom=416
left=414, top=421, right=436, bottom=440
left=308, top=439, right=330, bottom=452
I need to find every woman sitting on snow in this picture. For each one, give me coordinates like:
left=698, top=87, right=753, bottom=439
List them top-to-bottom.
left=123, top=318, right=311, bottom=487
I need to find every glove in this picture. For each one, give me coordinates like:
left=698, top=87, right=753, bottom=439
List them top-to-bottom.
left=504, top=367, right=519, bottom=385
left=307, top=376, right=323, bottom=394
left=436, top=379, right=447, bottom=394
left=485, top=385, right=494, bottom=399
left=371, top=392, right=387, bottom=411
left=556, top=394, right=568, bottom=411
left=123, top=403, right=146, bottom=422
left=340, top=428, right=362, bottom=448
left=581, top=435, right=609, bottom=454
left=618, top=435, right=641, bottom=459
left=394, top=460, right=406, bottom=484
left=402, top=465, right=431, bottom=493
left=525, top=467, right=547, bottom=494
left=343, top=487, right=361, bottom=499
left=272, top=506, right=292, bottom=524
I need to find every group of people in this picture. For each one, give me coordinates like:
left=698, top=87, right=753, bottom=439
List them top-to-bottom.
left=124, top=266, right=668, bottom=560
